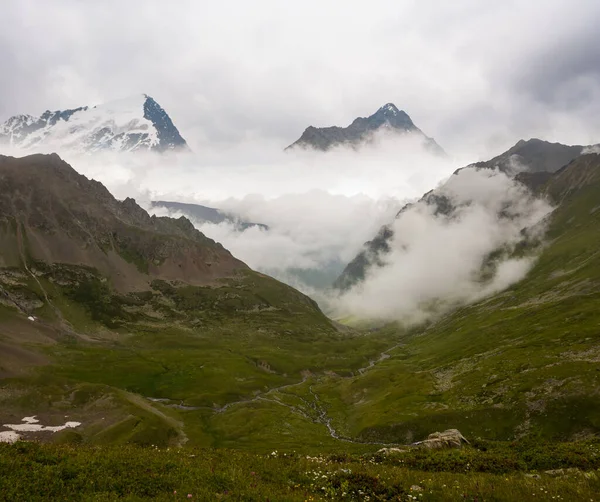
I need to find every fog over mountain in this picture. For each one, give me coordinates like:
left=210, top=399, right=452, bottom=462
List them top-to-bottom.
left=2, top=0, right=600, bottom=324
left=4, top=2, right=600, bottom=470
left=0, top=94, right=187, bottom=153
left=286, top=103, right=445, bottom=156
left=0, top=130, right=570, bottom=325
left=14, top=135, right=452, bottom=301
left=332, top=167, right=553, bottom=323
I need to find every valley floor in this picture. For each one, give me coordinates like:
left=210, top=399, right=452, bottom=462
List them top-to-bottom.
left=2, top=153, right=600, bottom=500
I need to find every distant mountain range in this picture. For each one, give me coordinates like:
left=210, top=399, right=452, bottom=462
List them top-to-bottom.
left=0, top=94, right=188, bottom=153
left=0, top=99, right=446, bottom=156
left=286, top=103, right=445, bottom=155
left=334, top=138, right=598, bottom=291
left=151, top=201, right=269, bottom=231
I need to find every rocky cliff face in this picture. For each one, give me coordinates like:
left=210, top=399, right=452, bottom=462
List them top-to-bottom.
left=457, top=138, right=589, bottom=175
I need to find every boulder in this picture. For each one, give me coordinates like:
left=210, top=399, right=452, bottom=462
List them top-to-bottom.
left=413, top=429, right=469, bottom=449
left=377, top=447, right=408, bottom=455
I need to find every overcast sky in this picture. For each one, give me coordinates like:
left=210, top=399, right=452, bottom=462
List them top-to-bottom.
left=1, top=0, right=600, bottom=156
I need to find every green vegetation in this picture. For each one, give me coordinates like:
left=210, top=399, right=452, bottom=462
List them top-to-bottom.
left=2, top=155, right=600, bottom=499
left=307, top=157, right=600, bottom=445
left=2, top=179, right=600, bottom=449
left=0, top=263, right=396, bottom=450
left=1, top=441, right=600, bottom=501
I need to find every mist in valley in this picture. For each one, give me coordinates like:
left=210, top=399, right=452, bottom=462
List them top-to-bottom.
left=3, top=0, right=600, bottom=324
left=3, top=131, right=556, bottom=325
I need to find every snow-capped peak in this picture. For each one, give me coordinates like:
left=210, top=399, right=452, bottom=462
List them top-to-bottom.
left=0, top=94, right=188, bottom=154
left=378, top=103, right=400, bottom=116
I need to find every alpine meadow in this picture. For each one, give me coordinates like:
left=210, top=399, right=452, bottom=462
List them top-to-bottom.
left=2, top=2, right=600, bottom=501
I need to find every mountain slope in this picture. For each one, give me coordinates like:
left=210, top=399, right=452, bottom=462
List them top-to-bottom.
left=0, top=94, right=188, bottom=153
left=286, top=103, right=445, bottom=155
left=334, top=138, right=592, bottom=291
left=462, top=138, right=590, bottom=175
left=2, top=152, right=600, bottom=451
left=0, top=153, right=394, bottom=450
left=0, top=153, right=240, bottom=289
left=317, top=153, right=600, bottom=443
left=151, top=200, right=269, bottom=231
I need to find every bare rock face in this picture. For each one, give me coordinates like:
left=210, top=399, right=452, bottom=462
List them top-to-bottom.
left=0, top=153, right=247, bottom=291
left=376, top=429, right=469, bottom=454
left=413, top=429, right=470, bottom=449
left=377, top=447, right=409, bottom=455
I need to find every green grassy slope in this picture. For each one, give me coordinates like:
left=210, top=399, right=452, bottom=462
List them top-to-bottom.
left=311, top=154, right=600, bottom=444
left=0, top=155, right=398, bottom=451
left=2, top=155, right=600, bottom=456
left=0, top=262, right=394, bottom=450
left=2, top=441, right=600, bottom=501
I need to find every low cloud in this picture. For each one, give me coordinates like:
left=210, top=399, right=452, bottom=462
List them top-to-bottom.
left=25, top=134, right=456, bottom=294
left=4, top=136, right=553, bottom=323
left=582, top=145, right=600, bottom=154
left=332, top=168, right=553, bottom=324
left=150, top=192, right=399, bottom=291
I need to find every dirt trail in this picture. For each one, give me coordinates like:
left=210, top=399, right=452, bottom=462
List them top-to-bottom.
left=183, top=341, right=406, bottom=446
left=124, top=391, right=188, bottom=446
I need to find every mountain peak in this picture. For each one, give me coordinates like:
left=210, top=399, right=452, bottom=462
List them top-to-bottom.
left=0, top=95, right=188, bottom=154
left=142, top=95, right=188, bottom=152
left=286, top=103, right=443, bottom=154
left=367, top=103, right=414, bottom=131
left=376, top=103, right=401, bottom=116
left=493, top=138, right=587, bottom=174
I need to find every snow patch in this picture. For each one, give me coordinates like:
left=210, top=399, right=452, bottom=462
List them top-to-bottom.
left=380, top=103, right=399, bottom=116
left=1, top=416, right=81, bottom=440
left=0, top=431, right=21, bottom=443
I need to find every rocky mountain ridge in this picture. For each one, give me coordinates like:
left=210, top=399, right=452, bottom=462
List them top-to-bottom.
left=286, top=103, right=445, bottom=155
left=0, top=153, right=242, bottom=291
left=151, top=200, right=269, bottom=231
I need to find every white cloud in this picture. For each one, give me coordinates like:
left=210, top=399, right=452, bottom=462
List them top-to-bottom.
left=1, top=0, right=600, bottom=156
left=4, top=120, right=557, bottom=324
left=0, top=132, right=448, bottom=294
left=123, top=135, right=453, bottom=291
left=582, top=145, right=600, bottom=154
left=333, top=168, right=553, bottom=323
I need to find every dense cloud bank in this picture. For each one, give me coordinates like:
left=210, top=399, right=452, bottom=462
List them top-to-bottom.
left=4, top=131, right=555, bottom=323
left=332, top=168, right=553, bottom=323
